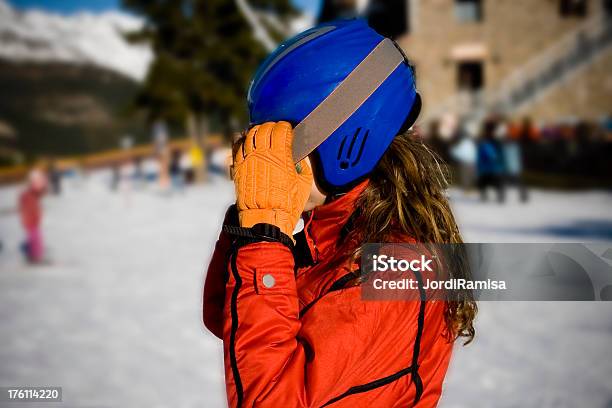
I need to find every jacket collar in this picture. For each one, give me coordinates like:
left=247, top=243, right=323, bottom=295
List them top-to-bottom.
left=303, top=180, right=368, bottom=262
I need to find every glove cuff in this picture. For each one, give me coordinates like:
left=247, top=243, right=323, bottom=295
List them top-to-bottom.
left=239, top=209, right=296, bottom=239
left=223, top=223, right=294, bottom=249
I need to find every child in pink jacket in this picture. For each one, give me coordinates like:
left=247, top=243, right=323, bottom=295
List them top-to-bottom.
left=19, top=169, right=47, bottom=263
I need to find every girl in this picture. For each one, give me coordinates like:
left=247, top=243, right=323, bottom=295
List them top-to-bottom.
left=204, top=20, right=476, bottom=407
left=19, top=168, right=47, bottom=263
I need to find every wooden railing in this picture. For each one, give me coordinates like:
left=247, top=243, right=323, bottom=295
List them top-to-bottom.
left=0, top=138, right=195, bottom=185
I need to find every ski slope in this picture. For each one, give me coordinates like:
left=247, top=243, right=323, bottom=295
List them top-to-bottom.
left=0, top=174, right=611, bottom=407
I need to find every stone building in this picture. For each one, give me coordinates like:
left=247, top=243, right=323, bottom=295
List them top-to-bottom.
left=319, top=0, right=612, bottom=124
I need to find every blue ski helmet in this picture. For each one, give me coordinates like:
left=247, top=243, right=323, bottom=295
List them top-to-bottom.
left=248, top=19, right=421, bottom=192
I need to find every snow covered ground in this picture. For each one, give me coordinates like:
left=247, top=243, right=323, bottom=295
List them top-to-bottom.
left=0, top=174, right=611, bottom=407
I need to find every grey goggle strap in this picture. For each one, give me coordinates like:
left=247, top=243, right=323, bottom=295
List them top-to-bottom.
left=292, top=38, right=406, bottom=163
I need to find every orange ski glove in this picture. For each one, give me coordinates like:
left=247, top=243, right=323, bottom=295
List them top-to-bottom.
left=232, top=121, right=313, bottom=238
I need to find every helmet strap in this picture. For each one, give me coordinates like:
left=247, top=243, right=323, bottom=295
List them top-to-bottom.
left=292, top=38, right=406, bottom=163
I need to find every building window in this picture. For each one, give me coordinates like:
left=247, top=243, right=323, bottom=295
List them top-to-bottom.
left=455, top=0, right=483, bottom=23
left=559, top=0, right=588, bottom=17
left=605, top=0, right=612, bottom=16
left=457, top=61, right=484, bottom=91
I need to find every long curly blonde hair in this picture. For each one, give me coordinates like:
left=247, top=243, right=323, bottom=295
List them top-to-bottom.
left=349, top=131, right=477, bottom=344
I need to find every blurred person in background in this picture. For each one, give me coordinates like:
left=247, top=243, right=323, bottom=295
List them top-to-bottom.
left=203, top=21, right=476, bottom=407
left=603, top=113, right=612, bottom=139
left=512, top=116, right=540, bottom=145
left=152, top=118, right=170, bottom=191
left=476, top=118, right=506, bottom=203
left=424, top=119, right=449, bottom=162
left=497, top=119, right=529, bottom=203
left=449, top=120, right=477, bottom=192
left=188, top=143, right=206, bottom=183
left=209, top=144, right=233, bottom=177
left=169, top=148, right=185, bottom=193
left=180, top=148, right=195, bottom=185
left=132, top=155, right=145, bottom=188
left=47, top=158, right=62, bottom=195
left=110, top=161, right=121, bottom=191
left=18, top=168, right=47, bottom=264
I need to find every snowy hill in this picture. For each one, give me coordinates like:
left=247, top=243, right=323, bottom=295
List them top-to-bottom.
left=0, top=0, right=151, bottom=81
left=0, top=60, right=145, bottom=158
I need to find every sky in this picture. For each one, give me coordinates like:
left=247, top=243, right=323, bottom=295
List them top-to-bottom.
left=8, top=0, right=321, bottom=15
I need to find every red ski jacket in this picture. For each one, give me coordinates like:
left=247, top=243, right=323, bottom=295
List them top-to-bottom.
left=203, top=183, right=453, bottom=407
left=19, top=188, right=42, bottom=230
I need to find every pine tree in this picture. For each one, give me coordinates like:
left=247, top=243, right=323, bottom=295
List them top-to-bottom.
left=123, top=0, right=296, bottom=139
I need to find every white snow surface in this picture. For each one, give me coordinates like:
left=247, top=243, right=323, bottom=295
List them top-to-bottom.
left=0, top=0, right=151, bottom=80
left=0, top=175, right=611, bottom=407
